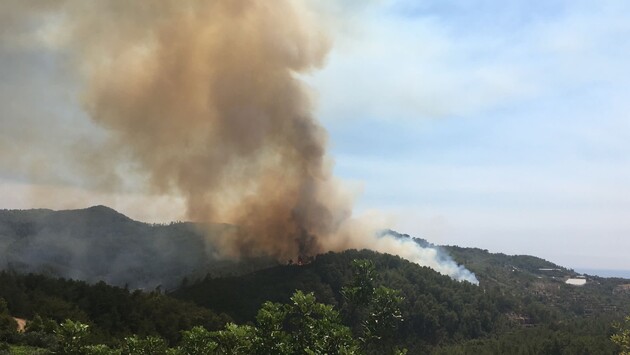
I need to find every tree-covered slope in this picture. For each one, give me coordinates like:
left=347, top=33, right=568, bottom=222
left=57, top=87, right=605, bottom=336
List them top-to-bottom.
left=0, top=206, right=275, bottom=289
left=1, top=207, right=629, bottom=353
left=445, top=245, right=630, bottom=319
left=0, top=246, right=627, bottom=353
left=172, top=247, right=630, bottom=353
left=172, top=250, right=512, bottom=350
left=0, top=271, right=230, bottom=345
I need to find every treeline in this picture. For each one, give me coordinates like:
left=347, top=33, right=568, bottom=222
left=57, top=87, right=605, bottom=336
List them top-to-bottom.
left=446, top=245, right=630, bottom=322
left=0, top=249, right=627, bottom=354
left=171, top=249, right=629, bottom=353
left=172, top=250, right=519, bottom=351
left=0, top=258, right=409, bottom=354
left=0, top=271, right=230, bottom=345
left=0, top=287, right=403, bottom=355
left=433, top=317, right=620, bottom=355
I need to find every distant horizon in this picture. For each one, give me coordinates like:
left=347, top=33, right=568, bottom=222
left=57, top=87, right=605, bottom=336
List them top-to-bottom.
left=575, top=268, right=630, bottom=279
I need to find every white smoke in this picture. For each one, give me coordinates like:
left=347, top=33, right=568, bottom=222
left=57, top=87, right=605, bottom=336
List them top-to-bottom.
left=322, top=215, right=479, bottom=284
left=374, top=231, right=479, bottom=284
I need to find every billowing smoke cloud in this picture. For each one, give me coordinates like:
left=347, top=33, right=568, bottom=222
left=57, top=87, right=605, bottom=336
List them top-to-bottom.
left=0, top=0, right=477, bottom=283
left=17, top=0, right=350, bottom=260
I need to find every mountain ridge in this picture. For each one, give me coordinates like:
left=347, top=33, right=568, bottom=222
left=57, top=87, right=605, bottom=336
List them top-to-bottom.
left=0, top=206, right=626, bottom=293
left=0, top=206, right=628, bottom=353
left=0, top=206, right=248, bottom=289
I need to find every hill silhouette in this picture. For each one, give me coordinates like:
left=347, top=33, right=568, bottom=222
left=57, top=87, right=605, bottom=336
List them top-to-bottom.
left=0, top=206, right=273, bottom=289
left=0, top=207, right=629, bottom=353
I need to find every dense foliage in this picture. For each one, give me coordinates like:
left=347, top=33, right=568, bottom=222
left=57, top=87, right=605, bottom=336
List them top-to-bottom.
left=0, top=235, right=629, bottom=353
left=172, top=249, right=630, bottom=353
left=172, top=250, right=511, bottom=351
left=0, top=260, right=407, bottom=354
left=0, top=271, right=229, bottom=345
left=0, top=291, right=359, bottom=355
left=0, top=299, right=17, bottom=343
left=433, top=316, right=620, bottom=354
left=612, top=316, right=630, bottom=355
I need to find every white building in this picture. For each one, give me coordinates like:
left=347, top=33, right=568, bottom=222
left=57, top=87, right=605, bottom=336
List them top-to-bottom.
left=565, top=278, right=587, bottom=286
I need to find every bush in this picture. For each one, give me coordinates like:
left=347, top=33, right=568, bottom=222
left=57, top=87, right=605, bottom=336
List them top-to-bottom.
left=0, top=299, right=17, bottom=342
left=0, top=317, right=17, bottom=343
left=54, top=319, right=90, bottom=355
left=177, top=326, right=217, bottom=355
left=19, top=331, right=58, bottom=349
left=121, top=335, right=169, bottom=355
left=84, top=344, right=122, bottom=355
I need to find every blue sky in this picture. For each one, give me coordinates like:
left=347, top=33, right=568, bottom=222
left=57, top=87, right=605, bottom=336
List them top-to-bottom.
left=1, top=0, right=630, bottom=271
left=305, top=0, right=630, bottom=269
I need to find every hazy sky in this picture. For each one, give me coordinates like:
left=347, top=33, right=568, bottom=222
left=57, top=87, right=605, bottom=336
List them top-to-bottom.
left=2, top=0, right=630, bottom=270
left=311, top=0, right=630, bottom=270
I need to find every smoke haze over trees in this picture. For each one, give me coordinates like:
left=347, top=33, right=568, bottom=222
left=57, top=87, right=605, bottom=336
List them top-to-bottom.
left=0, top=206, right=478, bottom=288
left=0, top=206, right=277, bottom=289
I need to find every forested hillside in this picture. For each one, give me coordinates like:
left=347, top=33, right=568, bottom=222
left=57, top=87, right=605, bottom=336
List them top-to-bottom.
left=0, top=207, right=275, bottom=289
left=1, top=207, right=629, bottom=353
left=447, top=246, right=630, bottom=320
left=1, top=249, right=628, bottom=354
left=171, top=249, right=630, bottom=353
left=173, top=250, right=501, bottom=342
left=0, top=271, right=230, bottom=345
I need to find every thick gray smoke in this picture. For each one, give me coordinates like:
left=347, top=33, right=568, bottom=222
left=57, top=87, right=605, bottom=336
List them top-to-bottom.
left=0, top=0, right=477, bottom=284
left=2, top=0, right=350, bottom=260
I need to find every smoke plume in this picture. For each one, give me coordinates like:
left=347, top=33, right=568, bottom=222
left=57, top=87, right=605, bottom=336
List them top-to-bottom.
left=1, top=0, right=477, bottom=283
left=40, top=0, right=348, bottom=260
